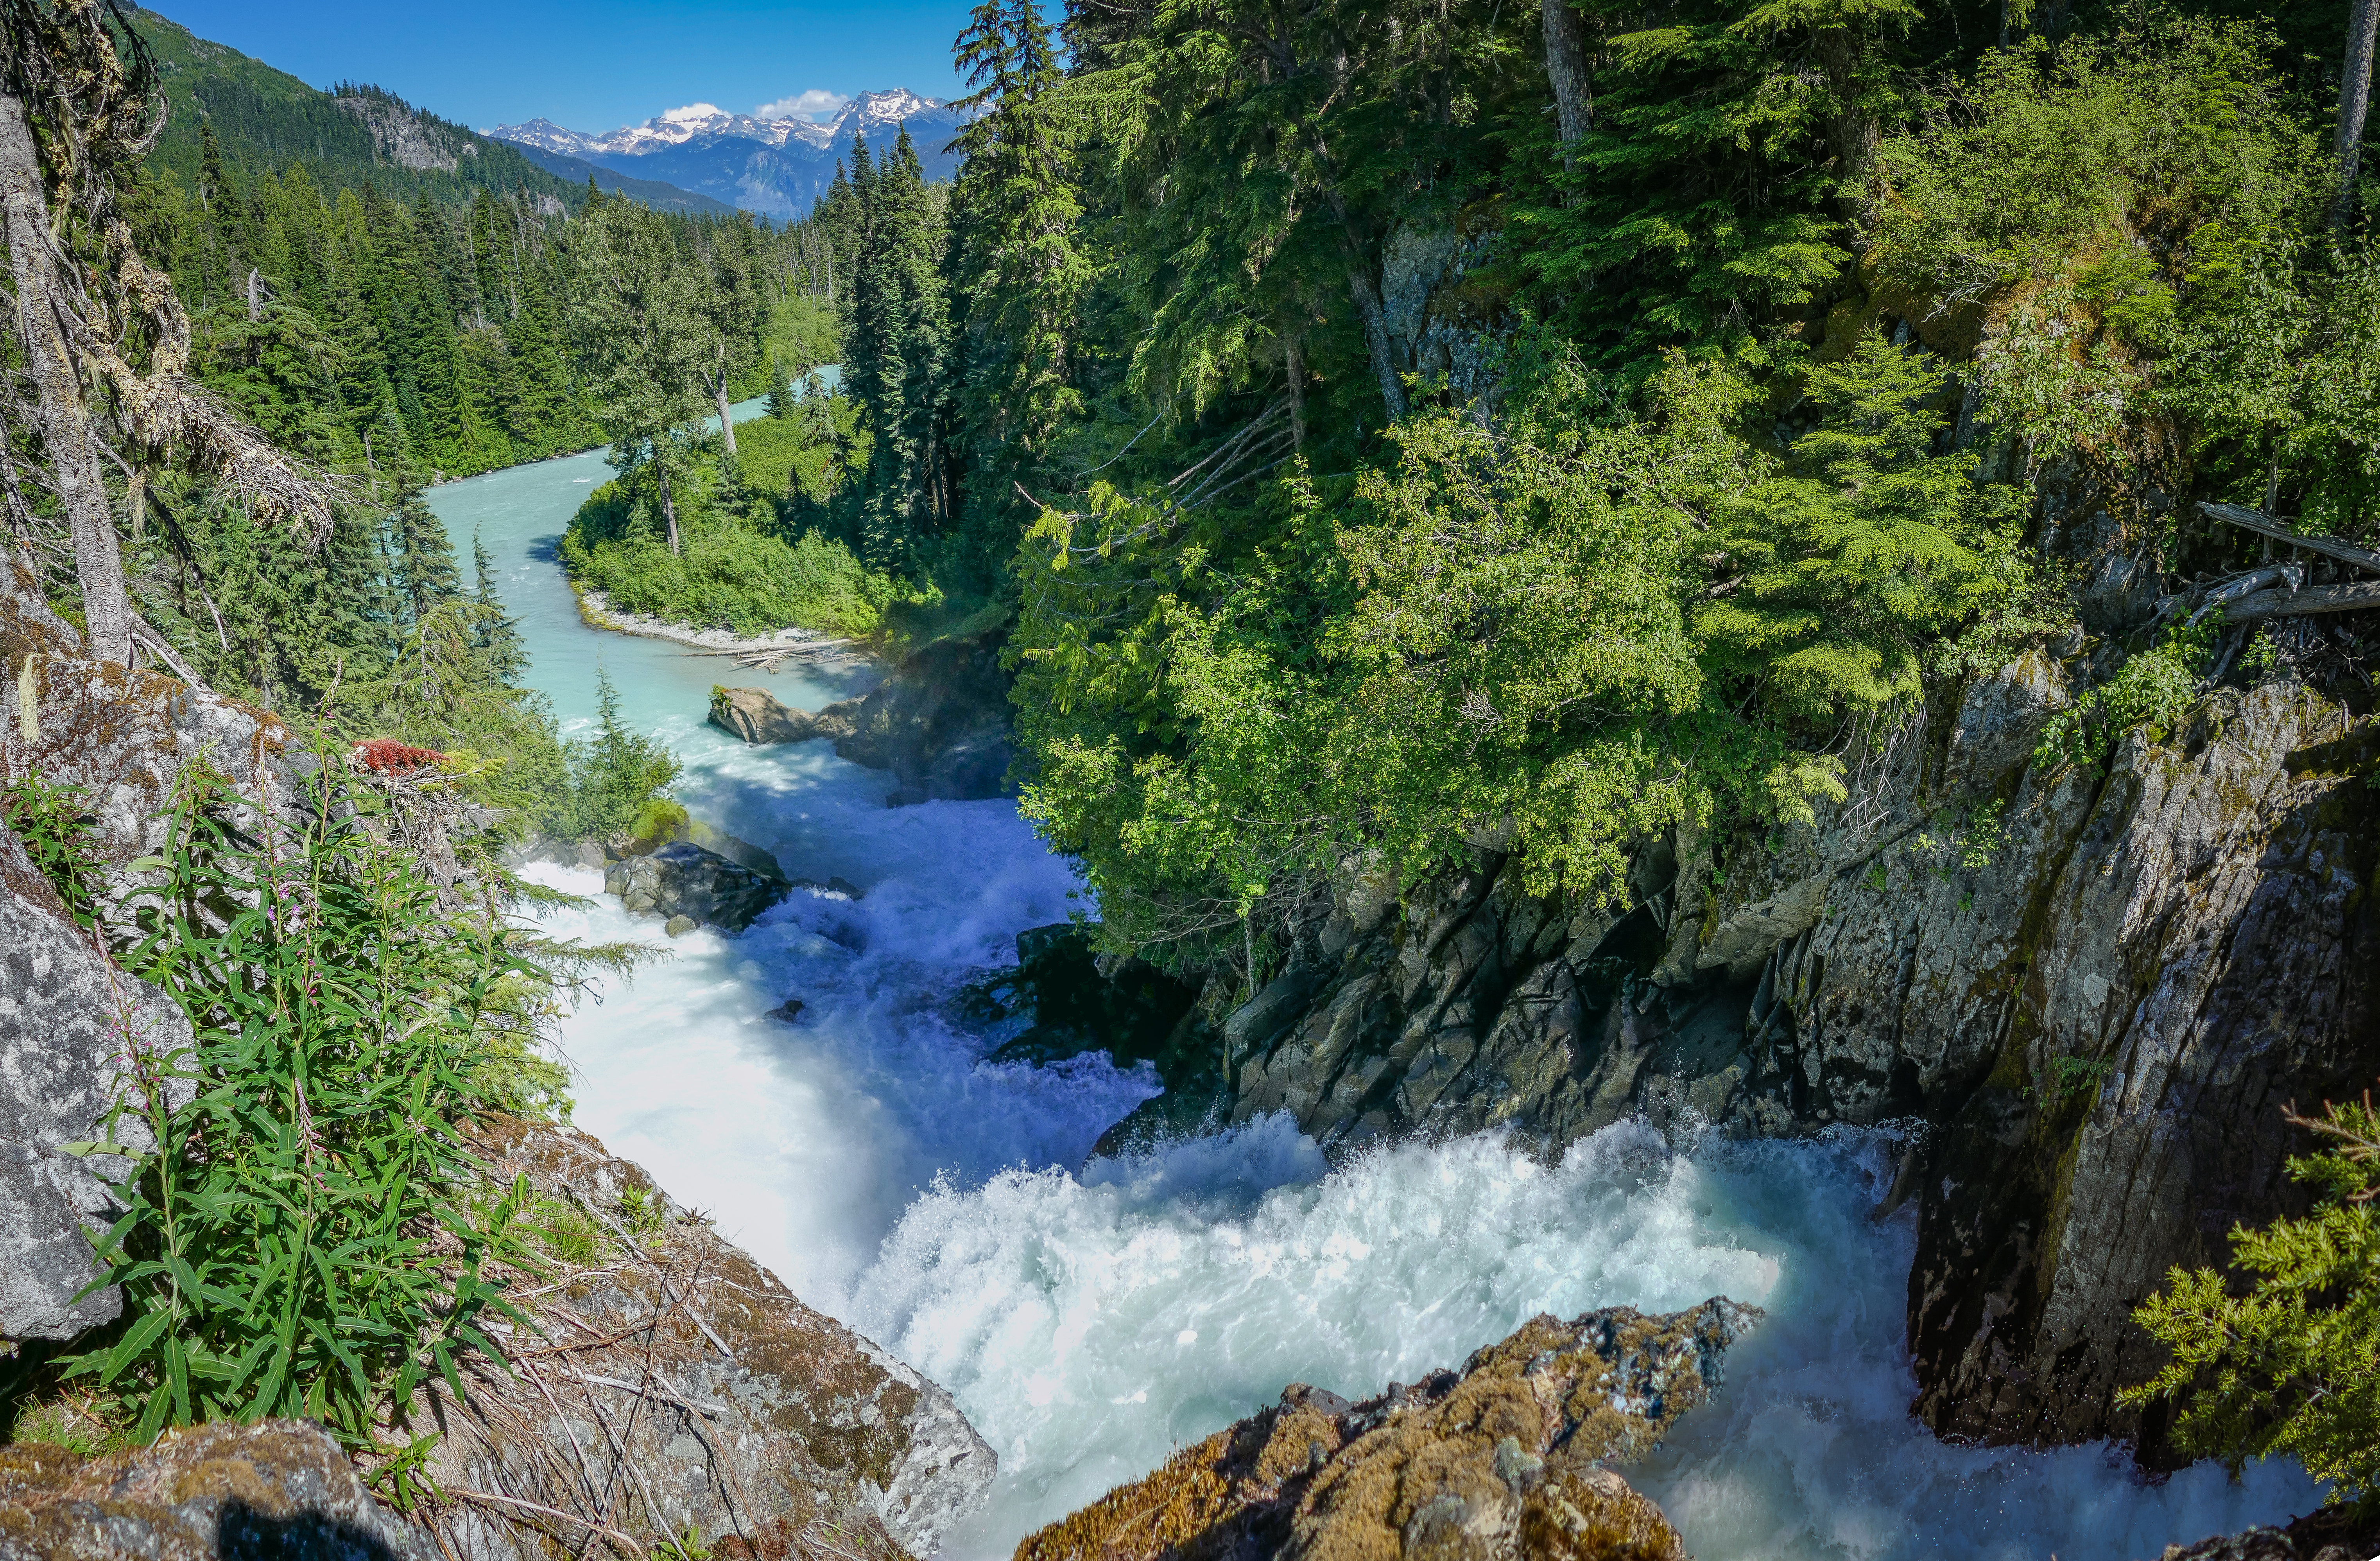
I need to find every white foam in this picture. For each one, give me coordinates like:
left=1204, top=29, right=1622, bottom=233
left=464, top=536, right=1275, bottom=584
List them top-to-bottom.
left=456, top=444, right=2321, bottom=1561
left=848, top=1123, right=2322, bottom=1561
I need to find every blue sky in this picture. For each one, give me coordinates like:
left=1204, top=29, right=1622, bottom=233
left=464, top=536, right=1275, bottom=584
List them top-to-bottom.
left=153, top=0, right=979, bottom=133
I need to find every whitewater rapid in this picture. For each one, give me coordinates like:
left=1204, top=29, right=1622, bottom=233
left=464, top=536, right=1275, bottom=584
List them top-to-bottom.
left=432, top=409, right=2320, bottom=1561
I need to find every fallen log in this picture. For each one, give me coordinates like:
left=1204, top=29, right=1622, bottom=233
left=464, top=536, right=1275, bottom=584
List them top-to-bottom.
left=2199, top=501, right=2380, bottom=576
left=2222, top=579, right=2380, bottom=621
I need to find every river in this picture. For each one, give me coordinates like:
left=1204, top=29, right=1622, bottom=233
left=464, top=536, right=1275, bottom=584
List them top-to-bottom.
left=428, top=402, right=2319, bottom=1561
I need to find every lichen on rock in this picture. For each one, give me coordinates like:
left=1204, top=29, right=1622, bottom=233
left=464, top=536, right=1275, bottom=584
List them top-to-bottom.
left=1012, top=1297, right=1756, bottom=1561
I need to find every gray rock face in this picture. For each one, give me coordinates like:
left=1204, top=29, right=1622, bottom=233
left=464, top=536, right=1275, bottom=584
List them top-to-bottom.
left=3, top=552, right=298, bottom=894
left=1204, top=657, right=2378, bottom=1455
left=0, top=818, right=188, bottom=1344
left=604, top=840, right=787, bottom=931
left=430, top=1118, right=995, bottom=1561
left=0, top=1418, right=437, bottom=1561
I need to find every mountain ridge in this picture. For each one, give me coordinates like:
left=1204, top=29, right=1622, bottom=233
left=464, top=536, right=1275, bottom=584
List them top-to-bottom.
left=131, top=7, right=732, bottom=219
left=490, top=88, right=964, bottom=218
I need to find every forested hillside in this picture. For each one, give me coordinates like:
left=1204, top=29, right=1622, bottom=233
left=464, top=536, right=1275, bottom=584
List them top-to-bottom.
left=0, top=0, right=850, bottom=836
left=790, top=0, right=2378, bottom=965
left=128, top=8, right=590, bottom=209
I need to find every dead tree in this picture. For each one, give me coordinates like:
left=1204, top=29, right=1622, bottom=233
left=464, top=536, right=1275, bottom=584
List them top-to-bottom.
left=0, top=0, right=341, bottom=666
left=2338, top=0, right=2380, bottom=232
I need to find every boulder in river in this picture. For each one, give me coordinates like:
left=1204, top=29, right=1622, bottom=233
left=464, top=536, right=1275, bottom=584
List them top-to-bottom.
left=709, top=616, right=1015, bottom=807
left=710, top=684, right=835, bottom=745
left=604, top=839, right=786, bottom=931
left=1014, top=1297, right=1757, bottom=1561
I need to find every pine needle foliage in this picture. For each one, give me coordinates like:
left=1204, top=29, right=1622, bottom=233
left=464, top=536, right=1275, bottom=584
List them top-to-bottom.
left=1699, top=331, right=2024, bottom=721
left=60, top=763, right=546, bottom=1447
left=2122, top=1094, right=2380, bottom=1505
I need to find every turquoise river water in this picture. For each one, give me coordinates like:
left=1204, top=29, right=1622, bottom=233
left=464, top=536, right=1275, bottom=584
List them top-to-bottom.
left=425, top=402, right=2319, bottom=1561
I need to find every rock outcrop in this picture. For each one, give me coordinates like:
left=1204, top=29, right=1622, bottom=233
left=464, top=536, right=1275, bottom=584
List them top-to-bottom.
left=3, top=552, right=296, bottom=894
left=709, top=621, right=1013, bottom=806
left=1194, top=655, right=2377, bottom=1456
left=710, top=684, right=837, bottom=746
left=0, top=815, right=188, bottom=1346
left=604, top=839, right=787, bottom=931
left=423, top=1117, right=994, bottom=1561
left=1014, top=1298, right=1757, bottom=1561
left=0, top=1418, right=436, bottom=1561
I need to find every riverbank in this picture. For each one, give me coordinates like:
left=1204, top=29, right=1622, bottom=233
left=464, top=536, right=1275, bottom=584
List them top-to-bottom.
left=573, top=583, right=870, bottom=662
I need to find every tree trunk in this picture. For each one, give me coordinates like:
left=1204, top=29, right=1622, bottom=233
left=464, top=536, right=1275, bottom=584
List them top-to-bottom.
left=1542, top=0, right=1593, bottom=170
left=2336, top=0, right=2380, bottom=232
left=0, top=91, right=131, bottom=666
left=1323, top=189, right=1407, bottom=422
left=1343, top=263, right=1407, bottom=423
left=246, top=267, right=261, bottom=322
left=1284, top=330, right=1307, bottom=450
left=715, top=375, right=737, bottom=458
left=658, top=461, right=681, bottom=555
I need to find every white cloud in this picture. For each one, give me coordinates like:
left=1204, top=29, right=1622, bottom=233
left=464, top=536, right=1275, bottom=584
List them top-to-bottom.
left=755, top=89, right=849, bottom=122
left=660, top=102, right=725, bottom=124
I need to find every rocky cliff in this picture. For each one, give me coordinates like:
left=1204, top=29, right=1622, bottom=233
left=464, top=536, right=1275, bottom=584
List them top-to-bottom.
left=1184, top=638, right=2377, bottom=1457
left=421, top=1117, right=993, bottom=1561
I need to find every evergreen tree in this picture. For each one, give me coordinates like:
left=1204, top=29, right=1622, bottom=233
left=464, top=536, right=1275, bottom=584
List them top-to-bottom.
left=949, top=0, right=1088, bottom=590
left=844, top=129, right=953, bottom=572
left=562, top=192, right=717, bottom=554
left=390, top=481, right=464, bottom=626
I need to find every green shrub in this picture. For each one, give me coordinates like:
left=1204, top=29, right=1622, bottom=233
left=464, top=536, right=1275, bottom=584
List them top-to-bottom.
left=561, top=467, right=896, bottom=637
left=2034, top=622, right=2213, bottom=772
left=556, top=668, right=682, bottom=843
left=61, top=762, right=554, bottom=1446
left=0, top=775, right=108, bottom=931
left=2122, top=1093, right=2380, bottom=1502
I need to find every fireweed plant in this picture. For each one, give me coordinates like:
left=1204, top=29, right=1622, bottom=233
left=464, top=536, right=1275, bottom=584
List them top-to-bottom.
left=55, top=758, right=576, bottom=1449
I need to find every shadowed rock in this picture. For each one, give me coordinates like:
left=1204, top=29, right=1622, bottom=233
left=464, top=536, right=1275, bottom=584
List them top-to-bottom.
left=708, top=622, right=1013, bottom=807
left=604, top=839, right=786, bottom=931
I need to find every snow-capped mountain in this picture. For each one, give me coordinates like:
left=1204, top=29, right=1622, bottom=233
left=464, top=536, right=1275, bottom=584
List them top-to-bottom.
left=489, top=90, right=964, bottom=218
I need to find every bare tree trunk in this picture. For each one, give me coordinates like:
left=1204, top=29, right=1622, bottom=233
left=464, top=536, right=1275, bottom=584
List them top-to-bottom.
left=1542, top=0, right=1593, bottom=170
left=2336, top=0, right=2380, bottom=232
left=0, top=91, right=130, bottom=665
left=1320, top=187, right=1407, bottom=422
left=1342, top=261, right=1407, bottom=422
left=246, top=267, right=261, bottom=322
left=1284, top=330, right=1307, bottom=450
left=714, top=373, right=738, bottom=459
left=657, top=461, right=681, bottom=555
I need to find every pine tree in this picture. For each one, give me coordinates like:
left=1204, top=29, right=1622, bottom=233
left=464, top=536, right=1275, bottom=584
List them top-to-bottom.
left=950, top=0, right=1089, bottom=588
left=845, top=128, right=953, bottom=572
left=390, top=481, right=463, bottom=626
left=471, top=535, right=530, bottom=684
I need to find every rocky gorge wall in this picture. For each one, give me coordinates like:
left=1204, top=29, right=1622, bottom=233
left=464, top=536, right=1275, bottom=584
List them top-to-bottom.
left=0, top=558, right=996, bottom=1559
left=1180, top=630, right=2378, bottom=1458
